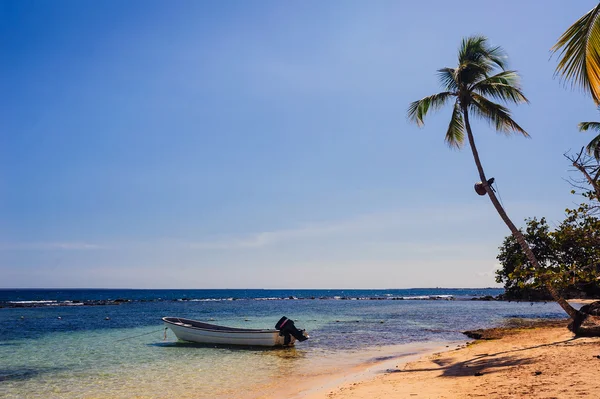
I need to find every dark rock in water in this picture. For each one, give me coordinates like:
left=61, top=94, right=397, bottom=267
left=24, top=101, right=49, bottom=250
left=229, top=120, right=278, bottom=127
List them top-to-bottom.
left=471, top=295, right=496, bottom=301
left=463, top=330, right=484, bottom=339
left=474, top=372, right=484, bottom=376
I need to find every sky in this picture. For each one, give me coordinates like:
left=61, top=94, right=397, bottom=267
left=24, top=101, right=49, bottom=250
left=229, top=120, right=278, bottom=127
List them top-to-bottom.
left=0, top=0, right=598, bottom=289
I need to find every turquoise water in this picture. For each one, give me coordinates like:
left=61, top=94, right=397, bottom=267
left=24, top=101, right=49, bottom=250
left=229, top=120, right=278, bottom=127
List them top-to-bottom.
left=0, top=289, right=568, bottom=398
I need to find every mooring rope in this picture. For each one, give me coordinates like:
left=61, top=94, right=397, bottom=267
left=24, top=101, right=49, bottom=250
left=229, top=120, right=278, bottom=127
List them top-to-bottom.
left=493, top=180, right=506, bottom=210
left=115, top=328, right=167, bottom=342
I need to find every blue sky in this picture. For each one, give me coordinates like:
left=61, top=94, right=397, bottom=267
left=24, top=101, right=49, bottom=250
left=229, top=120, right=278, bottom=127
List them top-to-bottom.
left=1, top=0, right=597, bottom=288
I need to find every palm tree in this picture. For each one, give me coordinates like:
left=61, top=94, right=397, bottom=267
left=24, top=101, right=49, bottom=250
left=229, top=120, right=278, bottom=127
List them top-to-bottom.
left=552, top=3, right=600, bottom=105
left=553, top=3, right=600, bottom=196
left=408, top=36, right=579, bottom=319
left=578, top=119, right=600, bottom=160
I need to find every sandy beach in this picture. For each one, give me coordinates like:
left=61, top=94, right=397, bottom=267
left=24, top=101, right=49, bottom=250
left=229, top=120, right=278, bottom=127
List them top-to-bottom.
left=569, top=299, right=599, bottom=305
left=302, top=320, right=600, bottom=399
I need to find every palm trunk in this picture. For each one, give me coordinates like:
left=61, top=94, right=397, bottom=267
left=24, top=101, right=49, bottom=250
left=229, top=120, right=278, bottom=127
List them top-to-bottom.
left=462, top=109, right=579, bottom=319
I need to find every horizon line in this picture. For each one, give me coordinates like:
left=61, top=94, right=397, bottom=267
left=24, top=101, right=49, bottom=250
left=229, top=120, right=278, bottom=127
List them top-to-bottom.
left=0, top=287, right=503, bottom=290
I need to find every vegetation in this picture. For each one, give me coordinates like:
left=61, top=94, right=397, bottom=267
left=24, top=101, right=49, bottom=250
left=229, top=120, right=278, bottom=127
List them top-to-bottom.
left=552, top=3, right=600, bottom=105
left=554, top=3, right=600, bottom=191
left=407, top=36, right=579, bottom=319
left=578, top=117, right=600, bottom=160
left=494, top=145, right=600, bottom=335
left=498, top=149, right=600, bottom=302
left=565, top=149, right=600, bottom=212
left=495, top=205, right=600, bottom=301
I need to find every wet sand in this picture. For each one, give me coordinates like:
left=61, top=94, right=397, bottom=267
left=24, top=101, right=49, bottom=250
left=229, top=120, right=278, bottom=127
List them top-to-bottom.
left=251, top=341, right=457, bottom=399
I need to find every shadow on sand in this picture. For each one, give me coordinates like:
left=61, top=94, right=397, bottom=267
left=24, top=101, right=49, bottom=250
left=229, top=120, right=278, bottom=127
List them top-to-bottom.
left=385, top=337, right=580, bottom=377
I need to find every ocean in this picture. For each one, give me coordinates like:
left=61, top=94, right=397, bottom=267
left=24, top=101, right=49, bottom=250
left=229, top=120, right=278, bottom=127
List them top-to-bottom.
left=0, top=288, right=569, bottom=399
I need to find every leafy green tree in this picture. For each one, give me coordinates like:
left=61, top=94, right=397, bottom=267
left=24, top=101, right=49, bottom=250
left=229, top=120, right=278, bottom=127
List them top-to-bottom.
left=552, top=3, right=600, bottom=105
left=408, top=35, right=579, bottom=319
left=496, top=205, right=600, bottom=300
left=495, top=217, right=553, bottom=299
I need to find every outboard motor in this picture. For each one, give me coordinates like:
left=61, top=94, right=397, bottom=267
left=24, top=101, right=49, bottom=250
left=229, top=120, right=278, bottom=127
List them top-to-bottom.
left=275, top=316, right=309, bottom=345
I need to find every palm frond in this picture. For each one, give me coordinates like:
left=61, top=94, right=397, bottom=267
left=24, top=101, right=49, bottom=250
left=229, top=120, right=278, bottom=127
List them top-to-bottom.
left=552, top=3, right=600, bottom=104
left=458, top=36, right=507, bottom=72
left=458, top=36, right=487, bottom=63
left=485, top=45, right=508, bottom=71
left=437, top=68, right=458, bottom=91
left=472, top=70, right=522, bottom=88
left=472, top=71, right=529, bottom=104
left=407, top=92, right=453, bottom=126
left=469, top=94, right=529, bottom=137
left=445, top=101, right=465, bottom=148
left=579, top=121, right=600, bottom=132
left=579, top=121, right=600, bottom=159
left=586, top=133, right=600, bottom=159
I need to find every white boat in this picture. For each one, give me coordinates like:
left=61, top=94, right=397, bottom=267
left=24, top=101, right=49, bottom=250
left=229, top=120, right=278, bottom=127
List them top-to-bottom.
left=162, top=316, right=308, bottom=347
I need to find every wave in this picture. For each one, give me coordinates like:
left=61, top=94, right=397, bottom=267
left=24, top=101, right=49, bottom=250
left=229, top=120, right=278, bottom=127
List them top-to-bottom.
left=0, top=294, right=495, bottom=308
left=187, top=298, right=234, bottom=302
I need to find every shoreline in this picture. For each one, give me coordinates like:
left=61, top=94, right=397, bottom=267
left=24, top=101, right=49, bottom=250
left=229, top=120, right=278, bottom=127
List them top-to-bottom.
left=569, top=298, right=599, bottom=305
left=296, top=319, right=600, bottom=399
left=255, top=340, right=464, bottom=399
left=290, top=343, right=462, bottom=399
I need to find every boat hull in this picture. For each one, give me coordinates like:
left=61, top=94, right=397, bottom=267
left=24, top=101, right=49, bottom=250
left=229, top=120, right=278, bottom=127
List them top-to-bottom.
left=162, top=317, right=295, bottom=347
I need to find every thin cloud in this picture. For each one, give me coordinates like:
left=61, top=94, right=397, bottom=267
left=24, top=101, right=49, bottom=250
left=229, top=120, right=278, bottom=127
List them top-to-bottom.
left=176, top=205, right=496, bottom=251
left=184, top=224, right=344, bottom=250
left=0, top=242, right=105, bottom=251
